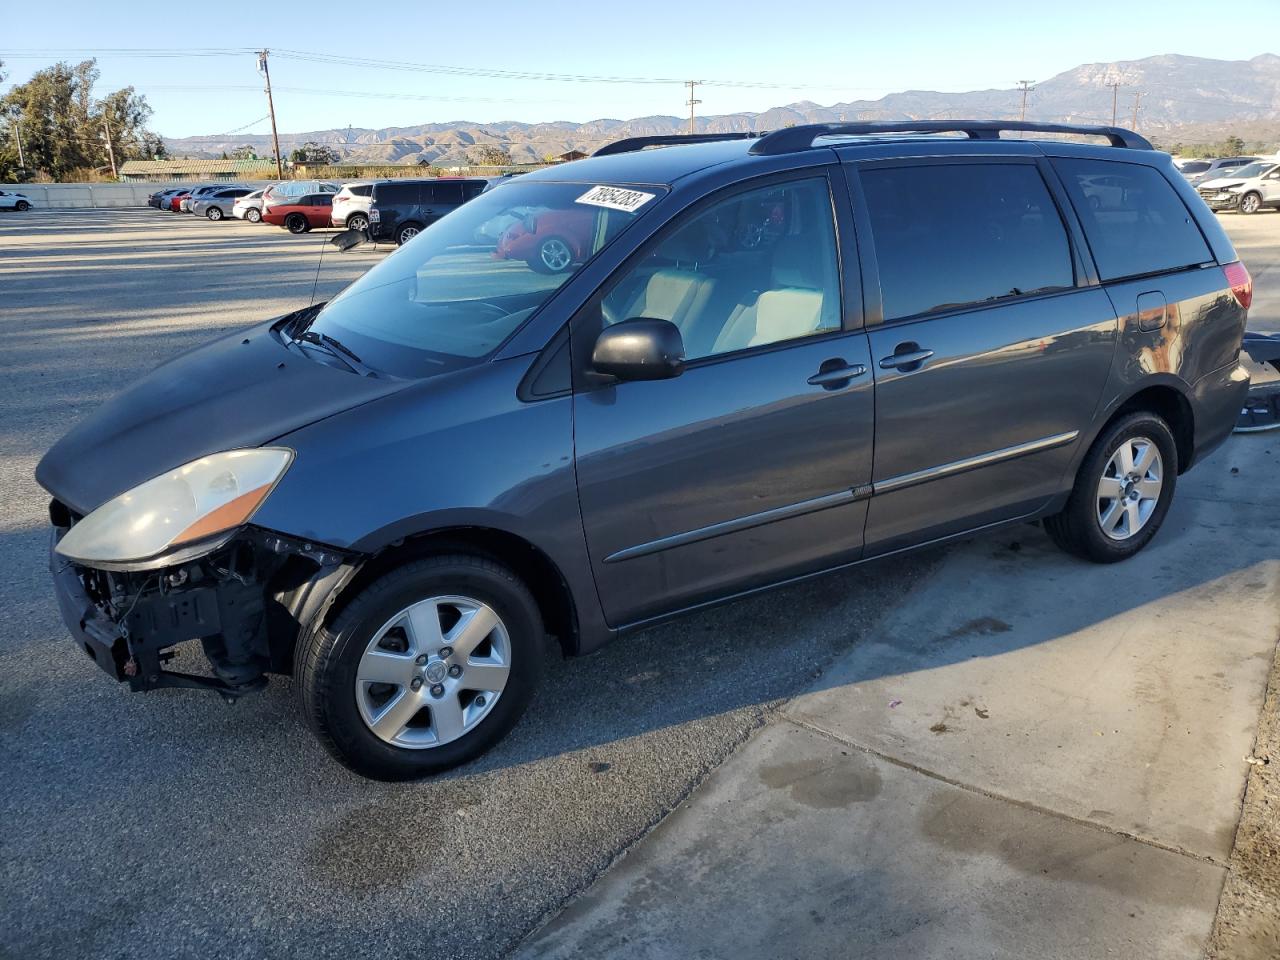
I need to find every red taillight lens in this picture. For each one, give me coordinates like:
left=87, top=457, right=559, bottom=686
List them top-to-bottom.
left=1224, top=261, right=1252, bottom=310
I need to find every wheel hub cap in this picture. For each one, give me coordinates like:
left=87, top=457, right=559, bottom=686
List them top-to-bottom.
left=1096, top=437, right=1163, bottom=541
left=355, top=595, right=511, bottom=749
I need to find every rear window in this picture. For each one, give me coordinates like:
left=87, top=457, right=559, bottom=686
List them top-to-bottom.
left=1052, top=158, right=1213, bottom=281
left=1179, top=161, right=1211, bottom=174
left=861, top=163, right=1075, bottom=321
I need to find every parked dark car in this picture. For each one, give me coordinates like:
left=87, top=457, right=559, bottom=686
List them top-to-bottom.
left=38, top=121, right=1251, bottom=780
left=368, top=177, right=488, bottom=245
left=262, top=193, right=333, bottom=233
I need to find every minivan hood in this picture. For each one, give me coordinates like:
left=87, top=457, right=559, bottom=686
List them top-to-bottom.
left=36, top=314, right=412, bottom=514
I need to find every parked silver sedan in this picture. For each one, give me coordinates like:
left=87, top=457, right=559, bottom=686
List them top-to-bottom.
left=192, top=187, right=255, bottom=221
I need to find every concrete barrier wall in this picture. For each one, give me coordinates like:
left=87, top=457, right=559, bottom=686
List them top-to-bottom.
left=0, top=181, right=276, bottom=209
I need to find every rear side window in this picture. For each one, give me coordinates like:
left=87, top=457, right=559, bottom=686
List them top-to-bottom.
left=1052, top=158, right=1212, bottom=281
left=861, top=163, right=1074, bottom=321
left=376, top=182, right=419, bottom=205
left=427, top=182, right=465, bottom=205
left=350, top=184, right=373, bottom=197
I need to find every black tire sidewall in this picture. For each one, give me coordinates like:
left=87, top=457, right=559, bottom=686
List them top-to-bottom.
left=1241, top=192, right=1262, bottom=214
left=16, top=200, right=29, bottom=211
left=207, top=207, right=222, bottom=220
left=247, top=208, right=261, bottom=222
left=287, top=214, right=308, bottom=233
left=396, top=223, right=421, bottom=246
left=1066, top=412, right=1178, bottom=562
left=299, top=557, right=544, bottom=780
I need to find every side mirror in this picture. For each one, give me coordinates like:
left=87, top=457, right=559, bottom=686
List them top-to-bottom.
left=591, top=318, right=685, bottom=382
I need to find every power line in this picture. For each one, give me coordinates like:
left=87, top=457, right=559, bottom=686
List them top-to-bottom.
left=1016, top=80, right=1035, bottom=122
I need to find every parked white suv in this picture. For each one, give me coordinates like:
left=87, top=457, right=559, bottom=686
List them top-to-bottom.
left=1197, top=160, right=1280, bottom=214
left=331, top=181, right=379, bottom=231
left=0, top=189, right=32, bottom=211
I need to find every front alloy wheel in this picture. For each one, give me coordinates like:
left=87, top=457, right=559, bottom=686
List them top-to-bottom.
left=1240, top=192, right=1262, bottom=215
left=206, top=207, right=223, bottom=221
left=295, top=554, right=544, bottom=780
left=356, top=596, right=511, bottom=748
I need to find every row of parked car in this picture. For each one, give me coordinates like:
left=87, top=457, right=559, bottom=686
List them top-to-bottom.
left=1175, top=155, right=1280, bottom=213
left=146, top=177, right=503, bottom=246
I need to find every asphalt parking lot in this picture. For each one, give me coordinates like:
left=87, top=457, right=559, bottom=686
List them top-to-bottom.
left=1, top=206, right=1277, bottom=959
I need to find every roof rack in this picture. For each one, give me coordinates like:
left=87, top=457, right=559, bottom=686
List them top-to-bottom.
left=748, top=121, right=1153, bottom=155
left=593, top=132, right=760, bottom=157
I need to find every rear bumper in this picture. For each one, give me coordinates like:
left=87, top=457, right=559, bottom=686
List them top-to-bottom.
left=1188, top=360, right=1250, bottom=468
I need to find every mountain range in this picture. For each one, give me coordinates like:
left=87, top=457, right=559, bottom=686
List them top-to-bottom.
left=163, top=53, right=1280, bottom=164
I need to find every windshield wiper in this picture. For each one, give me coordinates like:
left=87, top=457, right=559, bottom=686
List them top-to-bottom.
left=297, top=330, right=378, bottom=378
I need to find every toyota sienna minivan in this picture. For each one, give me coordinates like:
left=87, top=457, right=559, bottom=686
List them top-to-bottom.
left=38, top=121, right=1252, bottom=780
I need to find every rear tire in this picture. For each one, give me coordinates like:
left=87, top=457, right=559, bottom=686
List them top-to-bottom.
left=1239, top=192, right=1262, bottom=215
left=246, top=207, right=262, bottom=223
left=286, top=213, right=309, bottom=234
left=347, top=213, right=369, bottom=232
left=396, top=222, right=423, bottom=246
left=1044, top=411, right=1177, bottom=563
left=295, top=554, right=545, bottom=781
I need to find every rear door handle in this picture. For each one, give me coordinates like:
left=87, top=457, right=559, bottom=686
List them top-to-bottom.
left=879, top=348, right=934, bottom=371
left=807, top=361, right=867, bottom=388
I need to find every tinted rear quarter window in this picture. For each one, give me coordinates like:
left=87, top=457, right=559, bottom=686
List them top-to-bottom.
left=1052, top=158, right=1212, bottom=281
left=860, top=162, right=1075, bottom=321
left=376, top=182, right=420, bottom=206
left=427, top=182, right=465, bottom=205
left=350, top=184, right=373, bottom=197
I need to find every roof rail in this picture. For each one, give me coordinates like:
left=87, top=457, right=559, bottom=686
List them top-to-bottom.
left=748, top=121, right=1153, bottom=155
left=594, top=132, right=760, bottom=157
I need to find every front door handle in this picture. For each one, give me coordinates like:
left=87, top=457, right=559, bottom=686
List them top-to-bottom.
left=879, top=346, right=935, bottom=371
left=807, top=361, right=867, bottom=389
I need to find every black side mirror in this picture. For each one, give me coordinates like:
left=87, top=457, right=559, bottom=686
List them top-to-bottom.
left=591, top=318, right=685, bottom=382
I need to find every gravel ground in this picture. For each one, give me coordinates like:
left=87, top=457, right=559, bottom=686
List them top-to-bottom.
left=0, top=208, right=936, bottom=960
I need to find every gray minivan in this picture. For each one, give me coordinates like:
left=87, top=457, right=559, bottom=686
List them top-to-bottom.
left=38, top=121, right=1252, bottom=780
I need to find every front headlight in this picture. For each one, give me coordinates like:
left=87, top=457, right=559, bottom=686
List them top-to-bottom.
left=55, top=448, right=293, bottom=567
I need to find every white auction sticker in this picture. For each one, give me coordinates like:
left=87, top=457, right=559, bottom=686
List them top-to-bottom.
left=575, top=185, right=656, bottom=214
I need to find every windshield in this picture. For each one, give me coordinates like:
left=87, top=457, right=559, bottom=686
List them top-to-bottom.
left=1220, top=162, right=1267, bottom=180
left=308, top=180, right=664, bottom=378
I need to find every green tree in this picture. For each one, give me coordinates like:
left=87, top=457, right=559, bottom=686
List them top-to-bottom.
left=0, top=58, right=163, bottom=180
left=1224, top=134, right=1245, bottom=155
left=290, top=141, right=338, bottom=164
left=468, top=143, right=512, bottom=166
left=230, top=144, right=258, bottom=160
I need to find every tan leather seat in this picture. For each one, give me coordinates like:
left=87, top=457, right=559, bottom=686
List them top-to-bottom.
left=711, top=237, right=831, bottom=354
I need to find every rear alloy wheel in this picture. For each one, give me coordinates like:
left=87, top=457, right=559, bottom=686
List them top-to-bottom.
left=1239, top=192, right=1263, bottom=215
left=15, top=200, right=29, bottom=212
left=206, top=206, right=224, bottom=221
left=245, top=207, right=262, bottom=223
left=286, top=213, right=310, bottom=234
left=347, top=213, right=369, bottom=233
left=396, top=222, right=422, bottom=246
left=531, top=235, right=574, bottom=274
left=1044, top=411, right=1177, bottom=563
left=295, top=554, right=545, bottom=780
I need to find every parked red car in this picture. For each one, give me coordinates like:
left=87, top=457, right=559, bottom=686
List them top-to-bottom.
left=168, top=191, right=191, bottom=212
left=262, top=194, right=334, bottom=233
left=495, top=208, right=595, bottom=273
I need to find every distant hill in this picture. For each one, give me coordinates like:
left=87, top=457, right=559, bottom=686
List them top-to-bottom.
left=163, top=52, right=1280, bottom=164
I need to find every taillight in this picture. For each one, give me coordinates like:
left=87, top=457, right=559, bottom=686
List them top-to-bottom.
left=334, top=195, right=348, bottom=204
left=1224, top=261, right=1252, bottom=310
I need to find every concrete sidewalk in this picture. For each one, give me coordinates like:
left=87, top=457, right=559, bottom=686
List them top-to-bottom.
left=518, top=436, right=1280, bottom=959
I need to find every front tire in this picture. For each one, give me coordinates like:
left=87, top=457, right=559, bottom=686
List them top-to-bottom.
left=1239, top=192, right=1262, bottom=215
left=15, top=200, right=29, bottom=211
left=206, top=207, right=224, bottom=221
left=246, top=207, right=262, bottom=223
left=286, top=213, right=310, bottom=234
left=1044, top=412, right=1177, bottom=563
left=295, top=554, right=545, bottom=781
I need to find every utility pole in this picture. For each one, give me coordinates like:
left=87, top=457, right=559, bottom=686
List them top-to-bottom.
left=258, top=49, right=285, bottom=180
left=1016, top=80, right=1035, bottom=122
left=1107, top=80, right=1123, bottom=126
left=685, top=81, right=701, bottom=135
left=1130, top=90, right=1143, bottom=130
left=8, top=108, right=25, bottom=174
left=102, top=114, right=118, bottom=180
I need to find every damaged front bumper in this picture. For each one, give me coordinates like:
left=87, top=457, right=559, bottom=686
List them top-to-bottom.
left=49, top=513, right=357, bottom=700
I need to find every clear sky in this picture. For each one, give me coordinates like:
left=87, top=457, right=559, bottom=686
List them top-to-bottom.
left=3, top=0, right=1276, bottom=138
